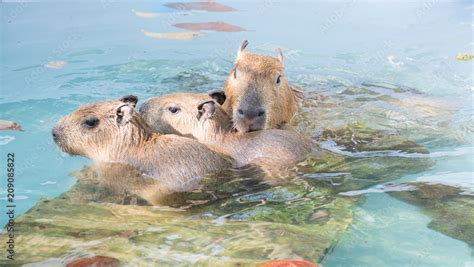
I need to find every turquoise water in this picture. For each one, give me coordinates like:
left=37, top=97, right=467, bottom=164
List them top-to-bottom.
left=1, top=1, right=473, bottom=265
left=322, top=147, right=474, bottom=266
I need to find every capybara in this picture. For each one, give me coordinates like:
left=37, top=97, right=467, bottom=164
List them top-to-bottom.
left=220, top=40, right=303, bottom=132
left=139, top=93, right=312, bottom=170
left=52, top=96, right=231, bottom=204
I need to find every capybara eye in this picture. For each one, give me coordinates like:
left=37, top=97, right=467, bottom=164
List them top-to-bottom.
left=233, top=69, right=237, bottom=79
left=276, top=74, right=282, bottom=85
left=168, top=106, right=180, bottom=114
left=82, top=117, right=100, bottom=129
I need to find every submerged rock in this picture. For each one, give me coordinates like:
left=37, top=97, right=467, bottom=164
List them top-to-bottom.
left=161, top=70, right=213, bottom=89
left=290, top=84, right=440, bottom=193
left=293, top=84, right=469, bottom=148
left=295, top=113, right=429, bottom=155
left=317, top=121, right=429, bottom=154
left=297, top=151, right=433, bottom=193
left=0, top=164, right=357, bottom=265
left=389, top=182, right=474, bottom=246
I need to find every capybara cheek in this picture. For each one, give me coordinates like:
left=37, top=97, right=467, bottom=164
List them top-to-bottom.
left=51, top=125, right=83, bottom=155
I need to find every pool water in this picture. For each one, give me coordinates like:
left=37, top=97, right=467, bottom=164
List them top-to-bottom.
left=1, top=1, right=473, bottom=266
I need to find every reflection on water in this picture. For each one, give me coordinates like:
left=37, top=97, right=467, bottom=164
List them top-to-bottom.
left=1, top=0, right=473, bottom=266
left=69, top=163, right=270, bottom=208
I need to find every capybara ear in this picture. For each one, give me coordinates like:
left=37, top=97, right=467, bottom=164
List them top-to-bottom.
left=237, top=40, right=249, bottom=59
left=276, top=48, right=284, bottom=67
left=208, top=90, right=226, bottom=105
left=119, top=95, right=138, bottom=107
left=197, top=101, right=216, bottom=120
left=115, top=104, right=134, bottom=126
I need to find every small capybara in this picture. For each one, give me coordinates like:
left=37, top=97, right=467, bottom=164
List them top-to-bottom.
left=219, top=40, right=303, bottom=133
left=139, top=93, right=312, bottom=170
left=52, top=96, right=231, bottom=204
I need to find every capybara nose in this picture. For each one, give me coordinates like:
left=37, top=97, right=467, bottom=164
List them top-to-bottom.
left=236, top=107, right=266, bottom=131
left=237, top=108, right=266, bottom=120
left=52, top=127, right=60, bottom=142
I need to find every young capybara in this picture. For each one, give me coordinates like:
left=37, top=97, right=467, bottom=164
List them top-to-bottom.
left=219, top=40, right=303, bottom=133
left=139, top=93, right=312, bottom=170
left=52, top=96, right=231, bottom=204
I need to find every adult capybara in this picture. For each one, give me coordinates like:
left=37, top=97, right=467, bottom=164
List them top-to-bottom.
left=220, top=40, right=303, bottom=132
left=140, top=93, right=312, bottom=170
left=52, top=96, right=231, bottom=204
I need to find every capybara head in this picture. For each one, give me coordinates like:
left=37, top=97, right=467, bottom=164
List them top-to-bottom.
left=222, top=40, right=301, bottom=132
left=140, top=93, right=230, bottom=140
left=52, top=95, right=150, bottom=159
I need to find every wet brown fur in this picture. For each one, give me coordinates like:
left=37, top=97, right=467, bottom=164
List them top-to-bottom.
left=222, top=41, right=302, bottom=132
left=140, top=93, right=312, bottom=170
left=53, top=100, right=231, bottom=204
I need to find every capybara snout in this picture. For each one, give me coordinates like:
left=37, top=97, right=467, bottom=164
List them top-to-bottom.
left=234, top=90, right=266, bottom=132
left=51, top=126, right=61, bottom=143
